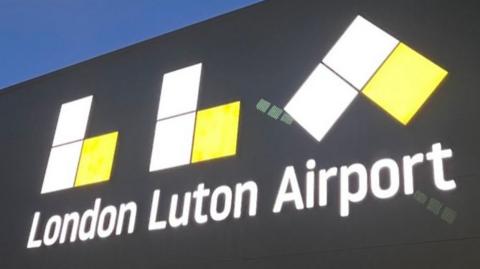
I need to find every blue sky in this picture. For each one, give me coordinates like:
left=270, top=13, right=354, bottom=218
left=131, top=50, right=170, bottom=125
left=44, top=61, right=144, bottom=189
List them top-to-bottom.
left=0, top=0, right=261, bottom=90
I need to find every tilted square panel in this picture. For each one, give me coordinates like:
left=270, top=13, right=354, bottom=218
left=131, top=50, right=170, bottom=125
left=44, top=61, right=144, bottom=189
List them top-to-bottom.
left=323, top=15, right=399, bottom=89
left=362, top=43, right=448, bottom=125
left=157, top=63, right=202, bottom=120
left=285, top=63, right=358, bottom=142
left=52, top=96, right=92, bottom=146
left=191, top=101, right=240, bottom=163
left=149, top=112, right=196, bottom=171
left=75, top=132, right=119, bottom=187
left=41, top=141, right=83, bottom=194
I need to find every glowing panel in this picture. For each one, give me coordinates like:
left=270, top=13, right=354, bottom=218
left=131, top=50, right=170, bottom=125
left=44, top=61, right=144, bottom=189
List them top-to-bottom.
left=323, top=15, right=399, bottom=89
left=362, top=43, right=448, bottom=125
left=157, top=63, right=202, bottom=120
left=285, top=63, right=358, bottom=142
left=52, top=96, right=92, bottom=146
left=191, top=101, right=240, bottom=163
left=149, top=112, right=196, bottom=171
left=75, top=132, right=118, bottom=187
left=41, top=141, right=82, bottom=194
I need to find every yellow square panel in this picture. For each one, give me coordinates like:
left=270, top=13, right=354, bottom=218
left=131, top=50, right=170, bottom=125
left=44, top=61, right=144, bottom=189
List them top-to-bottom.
left=362, top=43, right=448, bottom=125
left=191, top=101, right=240, bottom=163
left=75, top=132, right=118, bottom=187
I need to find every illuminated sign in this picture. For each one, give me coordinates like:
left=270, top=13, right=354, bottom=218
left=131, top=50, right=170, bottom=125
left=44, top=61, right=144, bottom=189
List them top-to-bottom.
left=1, top=1, right=477, bottom=267
left=18, top=10, right=462, bottom=261
left=285, top=16, right=448, bottom=142
left=149, top=63, right=241, bottom=171
left=41, top=96, right=119, bottom=194
left=28, top=142, right=455, bottom=247
left=273, top=142, right=455, bottom=217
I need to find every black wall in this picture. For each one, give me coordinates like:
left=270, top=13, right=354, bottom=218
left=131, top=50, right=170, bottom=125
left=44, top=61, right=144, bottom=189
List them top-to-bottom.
left=1, top=0, right=480, bottom=268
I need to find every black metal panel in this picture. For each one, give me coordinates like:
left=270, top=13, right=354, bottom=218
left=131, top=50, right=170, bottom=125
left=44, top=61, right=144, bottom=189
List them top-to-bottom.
left=1, top=0, right=479, bottom=268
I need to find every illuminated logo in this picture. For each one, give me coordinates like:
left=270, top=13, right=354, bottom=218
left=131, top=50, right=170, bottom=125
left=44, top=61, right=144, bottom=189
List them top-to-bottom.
left=26, top=14, right=459, bottom=250
left=285, top=15, right=448, bottom=142
left=149, top=63, right=241, bottom=172
left=41, top=96, right=119, bottom=194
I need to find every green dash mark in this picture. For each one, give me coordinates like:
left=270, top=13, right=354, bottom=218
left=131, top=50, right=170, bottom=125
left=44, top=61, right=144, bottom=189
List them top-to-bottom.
left=256, top=98, right=294, bottom=125
left=256, top=99, right=271, bottom=113
left=267, top=105, right=283, bottom=119
left=280, top=113, right=294, bottom=125
left=412, top=190, right=456, bottom=224
left=413, top=190, right=428, bottom=205
left=426, top=198, right=443, bottom=215
left=440, top=207, right=457, bottom=224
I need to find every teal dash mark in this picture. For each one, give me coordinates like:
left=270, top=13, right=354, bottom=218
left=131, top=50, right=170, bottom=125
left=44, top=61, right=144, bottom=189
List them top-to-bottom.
left=256, top=98, right=295, bottom=125
left=256, top=99, right=271, bottom=113
left=267, top=105, right=283, bottom=120
left=280, top=113, right=294, bottom=125
left=412, top=190, right=456, bottom=224
left=413, top=190, right=428, bottom=205
left=426, top=198, right=443, bottom=215
left=440, top=207, right=457, bottom=224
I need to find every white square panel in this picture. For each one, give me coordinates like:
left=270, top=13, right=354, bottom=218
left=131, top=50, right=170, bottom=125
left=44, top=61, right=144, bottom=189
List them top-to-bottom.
left=323, top=15, right=399, bottom=89
left=157, top=63, right=202, bottom=120
left=285, top=63, right=358, bottom=142
left=52, top=95, right=92, bottom=146
left=149, top=112, right=196, bottom=171
left=41, top=141, right=83, bottom=194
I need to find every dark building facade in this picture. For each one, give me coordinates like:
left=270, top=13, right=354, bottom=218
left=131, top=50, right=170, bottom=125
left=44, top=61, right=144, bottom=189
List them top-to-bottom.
left=1, top=0, right=480, bottom=268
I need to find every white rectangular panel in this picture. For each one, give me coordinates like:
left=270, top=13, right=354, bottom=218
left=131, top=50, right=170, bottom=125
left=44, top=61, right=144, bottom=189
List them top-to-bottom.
left=323, top=15, right=399, bottom=89
left=157, top=63, right=202, bottom=120
left=285, top=64, right=358, bottom=142
left=52, top=95, right=92, bottom=146
left=149, top=112, right=196, bottom=171
left=41, top=141, right=82, bottom=194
